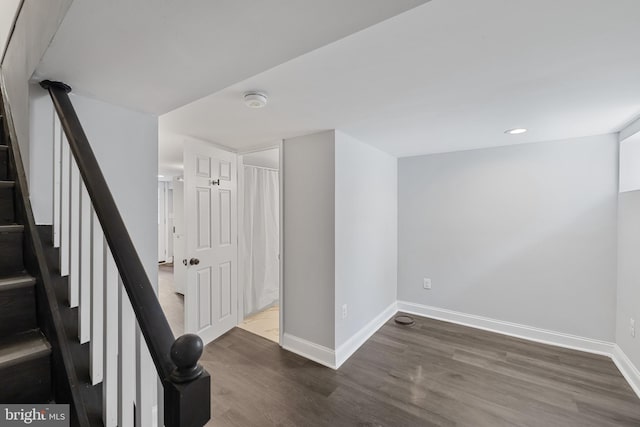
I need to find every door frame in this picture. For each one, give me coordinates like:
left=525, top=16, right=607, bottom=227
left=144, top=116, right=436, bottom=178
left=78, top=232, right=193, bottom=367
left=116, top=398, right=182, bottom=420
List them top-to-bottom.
left=237, top=141, right=284, bottom=345
left=158, top=180, right=171, bottom=263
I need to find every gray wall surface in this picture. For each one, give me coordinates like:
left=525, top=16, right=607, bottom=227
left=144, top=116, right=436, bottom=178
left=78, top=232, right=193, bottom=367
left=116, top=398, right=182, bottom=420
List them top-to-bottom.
left=28, top=86, right=54, bottom=224
left=27, top=90, right=159, bottom=289
left=71, top=93, right=159, bottom=288
left=283, top=131, right=335, bottom=348
left=335, top=131, right=397, bottom=347
left=398, top=134, right=619, bottom=341
left=617, top=191, right=640, bottom=368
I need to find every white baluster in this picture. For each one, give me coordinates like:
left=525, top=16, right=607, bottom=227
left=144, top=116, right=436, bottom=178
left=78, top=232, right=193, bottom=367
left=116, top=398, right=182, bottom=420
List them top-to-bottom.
left=53, top=114, right=62, bottom=248
left=60, top=137, right=70, bottom=276
left=69, top=159, right=81, bottom=308
left=79, top=183, right=92, bottom=343
left=90, top=209, right=104, bottom=385
left=103, top=248, right=119, bottom=427
left=118, top=278, right=136, bottom=427
left=136, top=330, right=158, bottom=427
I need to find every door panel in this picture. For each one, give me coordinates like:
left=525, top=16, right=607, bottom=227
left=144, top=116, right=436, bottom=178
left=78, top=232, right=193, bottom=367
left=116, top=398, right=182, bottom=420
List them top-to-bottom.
left=184, top=139, right=237, bottom=344
left=219, top=161, right=231, bottom=181
left=196, top=187, right=212, bottom=249
left=219, top=189, right=231, bottom=246
left=219, top=262, right=232, bottom=319
left=196, top=268, right=212, bottom=329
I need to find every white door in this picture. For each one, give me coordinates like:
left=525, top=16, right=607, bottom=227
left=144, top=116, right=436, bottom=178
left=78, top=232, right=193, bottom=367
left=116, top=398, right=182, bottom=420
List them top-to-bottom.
left=184, top=140, right=237, bottom=344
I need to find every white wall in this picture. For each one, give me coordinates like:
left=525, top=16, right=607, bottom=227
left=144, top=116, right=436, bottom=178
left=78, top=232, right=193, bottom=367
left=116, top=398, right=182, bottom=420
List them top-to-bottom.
left=0, top=0, right=21, bottom=59
left=1, top=0, right=73, bottom=179
left=29, top=86, right=55, bottom=224
left=29, top=88, right=159, bottom=287
left=70, top=93, right=159, bottom=287
left=620, top=116, right=640, bottom=142
left=617, top=123, right=640, bottom=375
left=283, top=130, right=398, bottom=366
left=283, top=131, right=335, bottom=348
left=334, top=131, right=397, bottom=348
left=620, top=131, right=640, bottom=193
left=398, top=134, right=619, bottom=342
left=242, top=148, right=279, bottom=170
left=617, top=192, right=640, bottom=367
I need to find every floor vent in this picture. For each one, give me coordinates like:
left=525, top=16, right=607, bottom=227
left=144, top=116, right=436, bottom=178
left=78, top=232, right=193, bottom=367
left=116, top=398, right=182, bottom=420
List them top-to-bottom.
left=394, top=315, right=415, bottom=326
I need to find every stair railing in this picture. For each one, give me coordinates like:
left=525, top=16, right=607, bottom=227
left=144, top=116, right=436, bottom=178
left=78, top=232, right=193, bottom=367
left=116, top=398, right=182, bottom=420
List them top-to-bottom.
left=39, top=80, right=210, bottom=427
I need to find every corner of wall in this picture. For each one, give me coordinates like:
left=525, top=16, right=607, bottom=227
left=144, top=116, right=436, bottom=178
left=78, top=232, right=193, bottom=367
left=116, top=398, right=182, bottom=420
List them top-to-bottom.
left=335, top=302, right=397, bottom=368
left=282, top=333, right=336, bottom=369
left=612, top=345, right=640, bottom=398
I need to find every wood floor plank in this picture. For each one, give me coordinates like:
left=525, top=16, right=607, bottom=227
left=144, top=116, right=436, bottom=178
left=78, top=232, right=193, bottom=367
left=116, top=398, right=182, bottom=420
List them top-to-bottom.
left=157, top=270, right=640, bottom=427
left=196, top=317, right=640, bottom=426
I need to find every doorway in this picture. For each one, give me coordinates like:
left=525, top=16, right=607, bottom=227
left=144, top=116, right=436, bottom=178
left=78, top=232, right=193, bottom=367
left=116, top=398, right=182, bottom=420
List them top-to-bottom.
left=157, top=139, right=282, bottom=346
left=237, top=147, right=282, bottom=344
left=157, top=176, right=184, bottom=336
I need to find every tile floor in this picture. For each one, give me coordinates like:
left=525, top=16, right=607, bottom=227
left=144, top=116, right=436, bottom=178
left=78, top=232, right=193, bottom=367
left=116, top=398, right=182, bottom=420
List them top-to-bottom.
left=238, top=306, right=279, bottom=343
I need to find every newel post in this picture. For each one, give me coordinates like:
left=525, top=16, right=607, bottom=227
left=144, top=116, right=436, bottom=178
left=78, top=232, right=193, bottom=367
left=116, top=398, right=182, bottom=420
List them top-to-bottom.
left=164, top=334, right=211, bottom=427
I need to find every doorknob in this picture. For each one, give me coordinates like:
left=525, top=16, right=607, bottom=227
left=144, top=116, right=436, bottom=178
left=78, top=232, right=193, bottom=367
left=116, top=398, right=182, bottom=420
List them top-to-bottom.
left=210, top=179, right=220, bottom=186
left=189, top=258, right=200, bottom=266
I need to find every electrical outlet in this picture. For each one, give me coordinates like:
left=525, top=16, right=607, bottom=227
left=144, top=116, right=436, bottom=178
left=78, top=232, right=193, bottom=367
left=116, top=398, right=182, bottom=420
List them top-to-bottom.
left=423, top=278, right=432, bottom=290
left=342, top=304, right=348, bottom=319
left=631, top=318, right=636, bottom=338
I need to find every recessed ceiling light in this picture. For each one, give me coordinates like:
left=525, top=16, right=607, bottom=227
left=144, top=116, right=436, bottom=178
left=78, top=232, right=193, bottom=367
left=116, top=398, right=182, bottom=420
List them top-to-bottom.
left=243, top=91, right=268, bottom=108
left=505, top=128, right=528, bottom=135
left=158, top=175, right=164, bottom=178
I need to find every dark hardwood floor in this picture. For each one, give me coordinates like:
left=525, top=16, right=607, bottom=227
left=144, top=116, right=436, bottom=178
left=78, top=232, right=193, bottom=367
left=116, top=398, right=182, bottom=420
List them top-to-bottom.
left=157, top=266, right=639, bottom=425
left=200, top=315, right=640, bottom=427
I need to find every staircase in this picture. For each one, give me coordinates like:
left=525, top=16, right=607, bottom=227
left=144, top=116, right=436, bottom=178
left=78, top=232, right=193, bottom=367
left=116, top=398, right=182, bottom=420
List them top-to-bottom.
left=0, top=79, right=211, bottom=426
left=0, top=120, right=53, bottom=403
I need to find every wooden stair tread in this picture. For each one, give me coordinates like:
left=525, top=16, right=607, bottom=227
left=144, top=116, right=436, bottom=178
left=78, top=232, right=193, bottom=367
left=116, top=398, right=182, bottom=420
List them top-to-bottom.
left=0, top=180, right=15, bottom=188
left=0, top=224, right=24, bottom=233
left=0, top=274, right=36, bottom=291
left=0, top=330, right=51, bottom=369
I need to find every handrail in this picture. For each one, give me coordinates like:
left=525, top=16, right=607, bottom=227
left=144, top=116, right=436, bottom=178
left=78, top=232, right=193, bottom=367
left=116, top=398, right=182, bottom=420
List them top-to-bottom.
left=1, top=73, right=91, bottom=426
left=40, top=80, right=211, bottom=427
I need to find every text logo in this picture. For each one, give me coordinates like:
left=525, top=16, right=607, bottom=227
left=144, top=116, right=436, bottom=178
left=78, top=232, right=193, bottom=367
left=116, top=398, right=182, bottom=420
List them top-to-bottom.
left=0, top=405, right=69, bottom=426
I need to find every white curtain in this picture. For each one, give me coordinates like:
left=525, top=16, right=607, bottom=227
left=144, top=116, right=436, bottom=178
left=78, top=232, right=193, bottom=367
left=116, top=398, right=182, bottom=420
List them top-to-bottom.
left=242, top=166, right=280, bottom=316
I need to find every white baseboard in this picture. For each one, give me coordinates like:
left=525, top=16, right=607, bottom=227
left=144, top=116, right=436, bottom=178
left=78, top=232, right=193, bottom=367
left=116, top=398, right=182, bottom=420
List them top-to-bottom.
left=283, top=301, right=640, bottom=400
left=335, top=301, right=398, bottom=368
left=396, top=301, right=615, bottom=356
left=282, top=302, right=398, bottom=370
left=282, top=333, right=336, bottom=369
left=612, top=345, right=640, bottom=398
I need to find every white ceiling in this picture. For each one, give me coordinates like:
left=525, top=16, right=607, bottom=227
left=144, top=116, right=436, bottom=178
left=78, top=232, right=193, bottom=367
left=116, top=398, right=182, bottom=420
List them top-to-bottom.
left=0, top=0, right=21, bottom=60
left=35, top=0, right=428, bottom=114
left=159, top=0, right=640, bottom=158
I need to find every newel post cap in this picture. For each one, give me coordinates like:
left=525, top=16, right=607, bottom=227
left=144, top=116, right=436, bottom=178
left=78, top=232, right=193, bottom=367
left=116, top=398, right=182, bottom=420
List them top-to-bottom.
left=169, top=333, right=204, bottom=383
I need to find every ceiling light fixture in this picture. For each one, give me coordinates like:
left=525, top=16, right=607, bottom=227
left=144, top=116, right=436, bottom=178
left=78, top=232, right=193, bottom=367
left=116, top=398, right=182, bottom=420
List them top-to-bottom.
left=243, top=91, right=268, bottom=108
left=505, top=128, right=528, bottom=135
left=158, top=175, right=165, bottom=178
